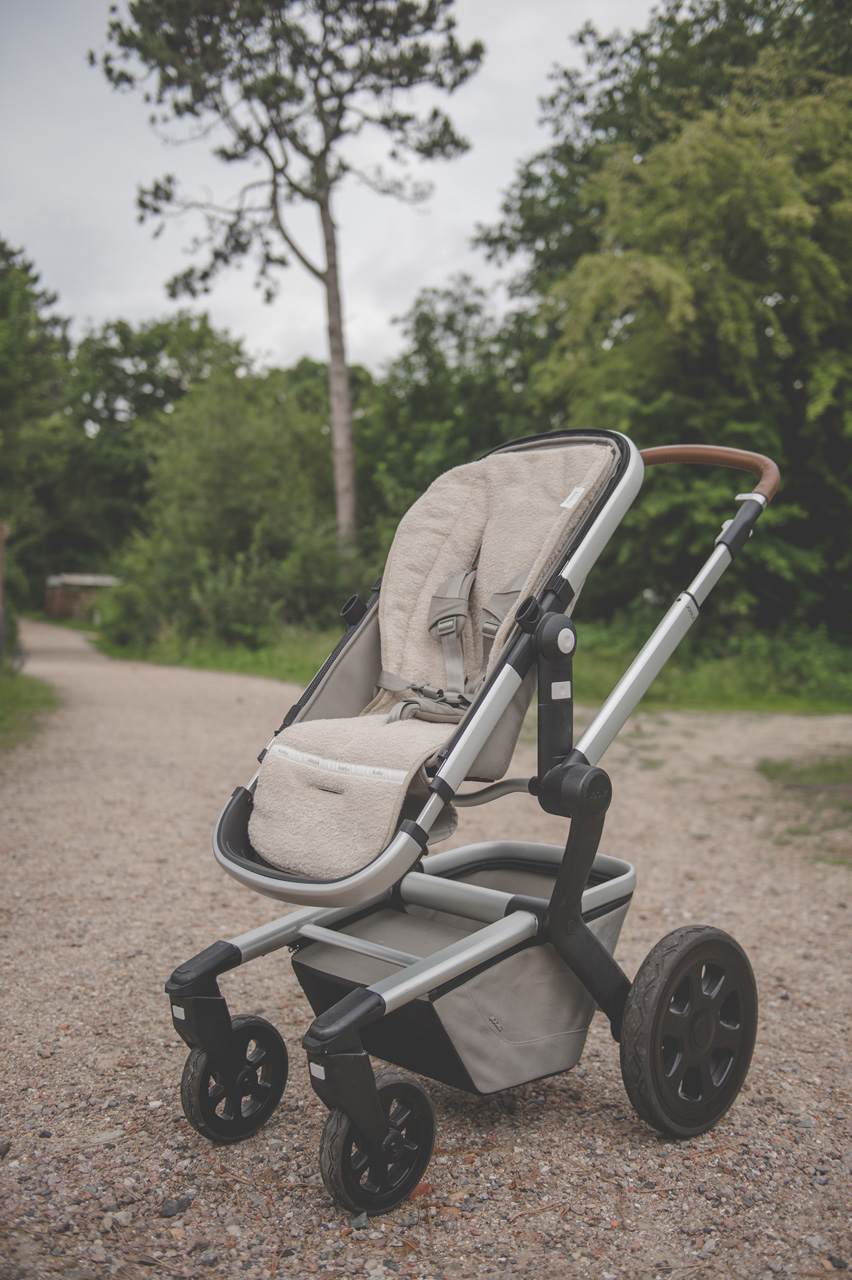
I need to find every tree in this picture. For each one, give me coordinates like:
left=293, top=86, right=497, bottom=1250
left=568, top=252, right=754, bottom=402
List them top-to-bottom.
left=95, top=0, right=484, bottom=547
left=479, top=0, right=852, bottom=295
left=531, top=55, right=852, bottom=634
left=0, top=240, right=70, bottom=608
left=356, top=275, right=548, bottom=563
left=59, top=313, right=244, bottom=567
left=102, top=359, right=360, bottom=646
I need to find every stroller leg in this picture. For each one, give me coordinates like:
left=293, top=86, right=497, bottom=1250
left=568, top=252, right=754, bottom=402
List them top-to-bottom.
left=537, top=754, right=632, bottom=1039
left=165, top=941, right=245, bottom=1077
left=166, top=941, right=289, bottom=1143
left=302, top=987, right=393, bottom=1151
left=303, top=990, right=436, bottom=1214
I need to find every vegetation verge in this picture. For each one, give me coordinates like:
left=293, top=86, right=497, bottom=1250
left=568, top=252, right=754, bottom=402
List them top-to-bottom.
left=93, top=620, right=852, bottom=716
left=0, top=668, right=59, bottom=753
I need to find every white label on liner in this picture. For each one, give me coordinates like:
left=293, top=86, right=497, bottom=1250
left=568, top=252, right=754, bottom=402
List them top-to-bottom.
left=561, top=486, right=586, bottom=510
left=270, top=743, right=407, bottom=784
left=171, top=1004, right=186, bottom=1021
left=309, top=1062, right=326, bottom=1081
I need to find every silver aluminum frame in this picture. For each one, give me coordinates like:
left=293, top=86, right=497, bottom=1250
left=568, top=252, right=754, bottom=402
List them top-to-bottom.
left=574, top=542, right=735, bottom=767
left=223, top=844, right=635, bottom=967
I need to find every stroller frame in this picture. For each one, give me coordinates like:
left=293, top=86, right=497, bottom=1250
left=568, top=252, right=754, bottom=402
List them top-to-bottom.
left=165, top=432, right=780, bottom=1214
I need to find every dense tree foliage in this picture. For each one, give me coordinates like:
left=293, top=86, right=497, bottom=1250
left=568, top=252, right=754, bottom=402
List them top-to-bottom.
left=95, top=0, right=483, bottom=545
left=480, top=0, right=852, bottom=294
left=532, top=55, right=852, bottom=631
left=0, top=241, right=70, bottom=608
left=356, top=276, right=548, bottom=560
left=56, top=315, right=244, bottom=582
left=102, top=360, right=350, bottom=646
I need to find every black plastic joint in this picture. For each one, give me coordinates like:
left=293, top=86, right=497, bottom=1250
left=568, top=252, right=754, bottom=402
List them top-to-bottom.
left=716, top=499, right=763, bottom=558
left=544, top=573, right=575, bottom=610
left=340, top=594, right=368, bottom=628
left=515, top=595, right=543, bottom=634
left=535, top=613, right=576, bottom=665
left=537, top=756, right=612, bottom=820
left=429, top=776, right=455, bottom=805
left=398, top=819, right=429, bottom=851
left=505, top=894, right=549, bottom=929
left=165, top=940, right=242, bottom=999
left=302, top=988, right=386, bottom=1054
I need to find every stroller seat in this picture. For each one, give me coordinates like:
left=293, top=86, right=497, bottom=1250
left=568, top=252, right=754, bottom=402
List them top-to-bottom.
left=248, top=436, right=621, bottom=879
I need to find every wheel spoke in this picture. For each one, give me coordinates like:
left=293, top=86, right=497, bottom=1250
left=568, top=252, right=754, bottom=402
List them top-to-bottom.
left=705, top=968, right=730, bottom=1007
left=661, top=1003, right=689, bottom=1038
left=713, top=1022, right=743, bottom=1055
left=699, top=1057, right=720, bottom=1101
left=207, top=1080, right=227, bottom=1105
left=389, top=1101, right=412, bottom=1130
left=364, top=1155, right=389, bottom=1194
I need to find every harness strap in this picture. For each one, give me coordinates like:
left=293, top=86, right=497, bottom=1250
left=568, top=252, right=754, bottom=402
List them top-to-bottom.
left=378, top=563, right=528, bottom=723
left=468, top=567, right=530, bottom=696
left=427, top=568, right=477, bottom=695
left=378, top=671, right=470, bottom=723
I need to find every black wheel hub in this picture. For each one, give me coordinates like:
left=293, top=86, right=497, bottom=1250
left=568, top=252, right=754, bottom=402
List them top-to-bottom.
left=655, top=946, right=751, bottom=1125
left=180, top=1014, right=288, bottom=1144
left=322, top=1071, right=436, bottom=1215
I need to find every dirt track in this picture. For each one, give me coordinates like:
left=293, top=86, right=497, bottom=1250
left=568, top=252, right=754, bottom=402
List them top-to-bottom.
left=1, top=619, right=851, bottom=1280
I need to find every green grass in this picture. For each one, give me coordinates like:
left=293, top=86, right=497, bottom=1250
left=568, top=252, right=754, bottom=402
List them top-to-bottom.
left=22, top=611, right=99, bottom=632
left=74, top=614, right=852, bottom=714
left=572, top=621, right=852, bottom=714
left=94, top=628, right=342, bottom=687
left=0, top=667, right=59, bottom=752
left=757, top=754, right=852, bottom=865
left=757, top=755, right=852, bottom=788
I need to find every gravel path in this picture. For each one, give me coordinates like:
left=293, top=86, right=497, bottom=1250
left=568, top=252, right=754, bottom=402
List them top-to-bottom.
left=2, top=619, right=851, bottom=1280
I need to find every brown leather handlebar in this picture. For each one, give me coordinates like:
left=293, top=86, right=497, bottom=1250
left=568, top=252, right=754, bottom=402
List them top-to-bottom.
left=639, top=445, right=780, bottom=502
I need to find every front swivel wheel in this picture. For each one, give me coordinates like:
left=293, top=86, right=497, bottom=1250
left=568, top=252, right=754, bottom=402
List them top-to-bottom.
left=620, top=925, right=757, bottom=1138
left=181, top=1014, right=288, bottom=1143
left=319, top=1069, right=435, bottom=1215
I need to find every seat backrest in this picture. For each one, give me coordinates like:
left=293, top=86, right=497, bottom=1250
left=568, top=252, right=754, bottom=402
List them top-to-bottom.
left=376, top=436, right=620, bottom=701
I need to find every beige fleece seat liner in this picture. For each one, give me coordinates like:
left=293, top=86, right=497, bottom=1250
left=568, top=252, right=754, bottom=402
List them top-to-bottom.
left=248, top=438, right=620, bottom=880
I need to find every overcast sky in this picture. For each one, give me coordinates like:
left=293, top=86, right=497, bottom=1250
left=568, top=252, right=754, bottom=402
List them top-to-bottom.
left=0, top=0, right=653, bottom=373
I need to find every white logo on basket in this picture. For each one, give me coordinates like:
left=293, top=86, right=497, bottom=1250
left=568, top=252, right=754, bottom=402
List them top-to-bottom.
left=561, top=485, right=586, bottom=510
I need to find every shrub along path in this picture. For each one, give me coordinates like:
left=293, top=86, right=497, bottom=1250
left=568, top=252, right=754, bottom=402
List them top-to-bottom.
left=2, top=620, right=851, bottom=1279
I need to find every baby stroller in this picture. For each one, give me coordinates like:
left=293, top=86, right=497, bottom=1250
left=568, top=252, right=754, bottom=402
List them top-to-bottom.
left=165, top=430, right=780, bottom=1215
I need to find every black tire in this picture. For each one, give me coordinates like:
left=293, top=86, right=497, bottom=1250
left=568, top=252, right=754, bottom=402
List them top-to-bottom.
left=620, top=925, right=757, bottom=1139
left=180, top=1014, right=288, bottom=1143
left=319, top=1069, right=435, bottom=1215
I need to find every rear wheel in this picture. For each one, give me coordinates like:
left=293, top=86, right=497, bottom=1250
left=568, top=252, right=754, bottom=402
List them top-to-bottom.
left=620, top=926, right=757, bottom=1138
left=180, top=1014, right=288, bottom=1143
left=319, top=1069, right=435, bottom=1214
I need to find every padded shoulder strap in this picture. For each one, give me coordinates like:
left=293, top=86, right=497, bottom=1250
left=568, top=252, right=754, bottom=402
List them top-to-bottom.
left=427, top=567, right=477, bottom=695
left=469, top=567, right=530, bottom=696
